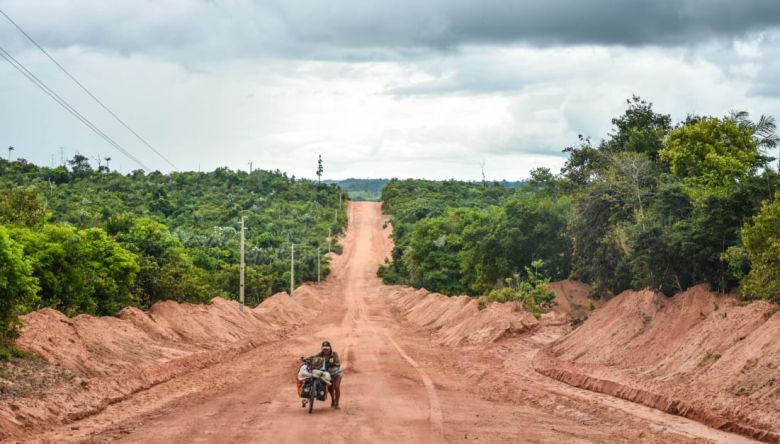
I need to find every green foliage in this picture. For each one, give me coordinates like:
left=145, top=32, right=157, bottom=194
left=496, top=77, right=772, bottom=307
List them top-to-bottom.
left=605, top=95, right=672, bottom=159
left=380, top=96, right=779, bottom=306
left=567, top=101, right=771, bottom=296
left=660, top=117, right=761, bottom=196
left=0, top=158, right=347, bottom=337
left=380, top=178, right=569, bottom=301
left=378, top=179, right=516, bottom=293
left=568, top=182, right=633, bottom=295
left=0, top=186, right=47, bottom=227
left=467, top=193, right=571, bottom=293
left=738, top=193, right=780, bottom=302
left=398, top=207, right=491, bottom=294
left=115, top=218, right=207, bottom=307
left=9, top=224, right=139, bottom=316
left=0, top=226, right=39, bottom=341
left=486, top=260, right=556, bottom=318
left=0, top=344, right=32, bottom=361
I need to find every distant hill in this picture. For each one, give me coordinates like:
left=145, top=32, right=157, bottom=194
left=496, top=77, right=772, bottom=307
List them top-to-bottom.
left=328, top=178, right=526, bottom=201
left=326, top=179, right=390, bottom=201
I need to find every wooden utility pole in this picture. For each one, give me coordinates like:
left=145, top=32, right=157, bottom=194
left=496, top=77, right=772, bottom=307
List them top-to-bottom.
left=239, top=216, right=245, bottom=311
left=327, top=228, right=332, bottom=253
left=290, top=244, right=295, bottom=296
left=317, top=246, right=321, bottom=283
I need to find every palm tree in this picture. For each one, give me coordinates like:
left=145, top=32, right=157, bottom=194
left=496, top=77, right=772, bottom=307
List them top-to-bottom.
left=730, top=110, right=779, bottom=202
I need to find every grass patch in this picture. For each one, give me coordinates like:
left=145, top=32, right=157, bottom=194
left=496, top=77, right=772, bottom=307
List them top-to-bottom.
left=0, top=344, right=32, bottom=362
left=703, top=351, right=722, bottom=362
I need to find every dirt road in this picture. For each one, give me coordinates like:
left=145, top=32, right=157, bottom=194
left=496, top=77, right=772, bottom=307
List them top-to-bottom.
left=32, top=202, right=755, bottom=443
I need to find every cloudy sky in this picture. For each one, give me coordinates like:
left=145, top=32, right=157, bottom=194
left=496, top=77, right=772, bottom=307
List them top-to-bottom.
left=2, top=1, right=780, bottom=180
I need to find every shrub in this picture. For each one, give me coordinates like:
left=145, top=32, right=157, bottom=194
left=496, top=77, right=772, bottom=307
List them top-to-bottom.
left=486, top=260, right=556, bottom=318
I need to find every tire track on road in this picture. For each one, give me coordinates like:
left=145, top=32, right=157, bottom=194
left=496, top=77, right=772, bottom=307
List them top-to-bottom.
left=384, top=331, right=444, bottom=439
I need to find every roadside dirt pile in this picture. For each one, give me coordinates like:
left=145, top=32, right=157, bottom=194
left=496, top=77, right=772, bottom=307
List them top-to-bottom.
left=383, top=280, right=594, bottom=347
left=547, top=280, right=600, bottom=322
left=534, top=285, right=780, bottom=442
left=0, top=286, right=326, bottom=439
left=384, top=287, right=538, bottom=346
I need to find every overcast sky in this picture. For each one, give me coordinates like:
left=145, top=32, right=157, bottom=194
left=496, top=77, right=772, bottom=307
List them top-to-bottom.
left=2, top=1, right=780, bottom=180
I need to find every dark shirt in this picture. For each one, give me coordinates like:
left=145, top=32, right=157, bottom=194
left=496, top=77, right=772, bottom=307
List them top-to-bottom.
left=316, top=350, right=341, bottom=370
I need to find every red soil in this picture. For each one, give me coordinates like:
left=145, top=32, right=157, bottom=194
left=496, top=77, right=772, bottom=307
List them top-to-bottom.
left=535, top=285, right=780, bottom=442
left=0, top=287, right=328, bottom=439
left=383, top=288, right=538, bottom=346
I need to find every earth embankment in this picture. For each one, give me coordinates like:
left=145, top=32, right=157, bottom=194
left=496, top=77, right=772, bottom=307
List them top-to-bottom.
left=534, top=285, right=780, bottom=442
left=0, top=286, right=328, bottom=439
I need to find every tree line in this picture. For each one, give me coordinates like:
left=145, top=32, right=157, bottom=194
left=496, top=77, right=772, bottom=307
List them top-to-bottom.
left=380, top=96, right=780, bottom=311
left=0, top=159, right=347, bottom=345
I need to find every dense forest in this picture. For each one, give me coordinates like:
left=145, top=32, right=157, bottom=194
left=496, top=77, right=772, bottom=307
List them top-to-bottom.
left=380, top=97, right=780, bottom=313
left=0, top=159, right=347, bottom=344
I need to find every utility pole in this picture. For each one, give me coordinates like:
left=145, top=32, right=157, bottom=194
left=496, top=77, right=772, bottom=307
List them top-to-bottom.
left=7, top=146, right=14, bottom=161
left=104, top=157, right=111, bottom=172
left=248, top=161, right=253, bottom=174
left=239, top=216, right=245, bottom=311
left=327, top=228, right=332, bottom=253
left=290, top=244, right=295, bottom=296
left=317, top=245, right=321, bottom=283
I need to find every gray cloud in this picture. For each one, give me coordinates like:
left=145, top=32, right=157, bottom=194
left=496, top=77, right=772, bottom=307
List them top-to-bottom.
left=2, top=0, right=780, bottom=64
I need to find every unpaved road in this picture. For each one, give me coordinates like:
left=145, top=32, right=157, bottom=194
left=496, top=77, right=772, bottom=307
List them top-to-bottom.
left=31, top=202, right=755, bottom=443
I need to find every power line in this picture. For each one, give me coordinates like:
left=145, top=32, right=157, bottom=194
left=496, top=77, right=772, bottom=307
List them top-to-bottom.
left=0, top=8, right=178, bottom=171
left=0, top=45, right=151, bottom=171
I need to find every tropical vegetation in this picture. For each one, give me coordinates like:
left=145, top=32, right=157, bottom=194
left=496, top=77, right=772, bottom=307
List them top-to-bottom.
left=380, top=96, right=780, bottom=311
left=0, top=160, right=346, bottom=344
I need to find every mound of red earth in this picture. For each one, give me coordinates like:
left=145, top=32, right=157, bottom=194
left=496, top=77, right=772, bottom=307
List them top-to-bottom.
left=383, top=280, right=595, bottom=346
left=534, top=285, right=780, bottom=442
left=0, top=286, right=328, bottom=439
left=384, top=287, right=537, bottom=346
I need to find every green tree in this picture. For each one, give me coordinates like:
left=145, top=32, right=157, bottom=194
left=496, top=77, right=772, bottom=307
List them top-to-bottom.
left=605, top=95, right=671, bottom=159
left=660, top=116, right=761, bottom=196
left=67, top=154, right=94, bottom=179
left=568, top=182, right=632, bottom=295
left=0, top=186, right=47, bottom=227
left=469, top=193, right=571, bottom=293
left=738, top=193, right=780, bottom=302
left=117, top=218, right=212, bottom=306
left=11, top=225, right=140, bottom=316
left=0, top=226, right=39, bottom=341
